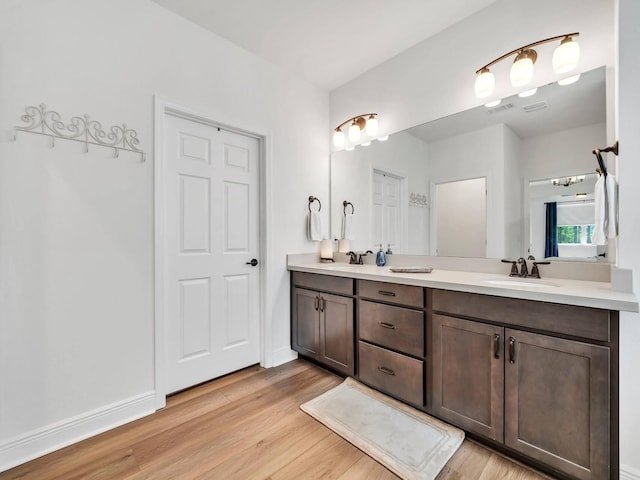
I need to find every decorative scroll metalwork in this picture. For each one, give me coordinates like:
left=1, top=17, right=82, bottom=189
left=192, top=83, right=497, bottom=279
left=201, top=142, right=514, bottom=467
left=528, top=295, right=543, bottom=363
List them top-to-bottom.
left=11, top=103, right=146, bottom=161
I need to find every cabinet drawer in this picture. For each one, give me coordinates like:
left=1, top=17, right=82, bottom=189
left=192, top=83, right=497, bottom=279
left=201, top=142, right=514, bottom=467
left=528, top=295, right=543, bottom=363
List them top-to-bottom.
left=292, top=272, right=354, bottom=296
left=359, top=280, right=423, bottom=308
left=359, top=300, right=424, bottom=357
left=358, top=341, right=423, bottom=406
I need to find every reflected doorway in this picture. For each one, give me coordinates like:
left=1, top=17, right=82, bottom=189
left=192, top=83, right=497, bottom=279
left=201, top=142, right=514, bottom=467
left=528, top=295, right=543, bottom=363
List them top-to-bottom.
left=433, top=177, right=487, bottom=257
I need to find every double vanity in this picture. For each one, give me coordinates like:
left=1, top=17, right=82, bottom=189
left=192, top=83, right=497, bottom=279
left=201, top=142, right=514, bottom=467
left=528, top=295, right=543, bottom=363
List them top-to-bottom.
left=288, top=257, right=638, bottom=480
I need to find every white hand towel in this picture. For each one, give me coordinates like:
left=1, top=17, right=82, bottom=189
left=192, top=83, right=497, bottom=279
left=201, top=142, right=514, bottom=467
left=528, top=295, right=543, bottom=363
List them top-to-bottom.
left=605, top=173, right=618, bottom=239
left=593, top=175, right=607, bottom=245
left=308, top=211, right=322, bottom=241
left=341, top=213, right=354, bottom=240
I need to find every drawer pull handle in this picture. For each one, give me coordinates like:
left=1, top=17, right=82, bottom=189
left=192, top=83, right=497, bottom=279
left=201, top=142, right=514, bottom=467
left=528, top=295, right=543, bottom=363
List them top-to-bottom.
left=378, top=290, right=396, bottom=297
left=378, top=322, right=396, bottom=330
left=494, top=334, right=500, bottom=359
left=509, top=336, right=516, bottom=364
left=378, top=366, right=396, bottom=376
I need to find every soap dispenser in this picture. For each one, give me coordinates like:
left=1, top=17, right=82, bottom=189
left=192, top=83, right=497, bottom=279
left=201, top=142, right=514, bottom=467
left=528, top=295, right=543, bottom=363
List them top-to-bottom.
left=376, top=244, right=386, bottom=266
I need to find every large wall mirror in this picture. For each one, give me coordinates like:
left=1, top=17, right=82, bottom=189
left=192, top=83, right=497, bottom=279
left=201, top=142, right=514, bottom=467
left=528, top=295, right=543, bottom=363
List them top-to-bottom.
left=330, top=66, right=610, bottom=262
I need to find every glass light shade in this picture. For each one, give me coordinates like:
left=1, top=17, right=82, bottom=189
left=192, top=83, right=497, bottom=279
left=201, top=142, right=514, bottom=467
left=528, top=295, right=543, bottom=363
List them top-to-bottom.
left=553, top=38, right=580, bottom=74
left=510, top=56, right=534, bottom=87
left=474, top=69, right=495, bottom=98
left=558, top=74, right=580, bottom=86
left=518, top=88, right=537, bottom=98
left=484, top=99, right=501, bottom=108
left=365, top=116, right=379, bottom=136
left=348, top=122, right=361, bottom=142
left=332, top=129, right=345, bottom=147
left=377, top=135, right=389, bottom=142
left=361, top=141, right=371, bottom=147
left=345, top=146, right=355, bottom=151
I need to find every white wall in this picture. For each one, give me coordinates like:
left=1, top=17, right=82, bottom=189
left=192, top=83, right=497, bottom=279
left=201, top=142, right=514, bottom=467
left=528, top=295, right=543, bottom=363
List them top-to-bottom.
left=0, top=0, right=328, bottom=470
left=616, top=0, right=640, bottom=476
left=522, top=123, right=606, bottom=181
left=503, top=125, right=523, bottom=259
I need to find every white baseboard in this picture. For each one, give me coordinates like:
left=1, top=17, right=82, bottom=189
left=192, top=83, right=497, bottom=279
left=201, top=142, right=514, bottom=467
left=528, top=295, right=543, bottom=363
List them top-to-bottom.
left=270, top=346, right=298, bottom=367
left=0, top=391, right=156, bottom=473
left=621, top=464, right=640, bottom=480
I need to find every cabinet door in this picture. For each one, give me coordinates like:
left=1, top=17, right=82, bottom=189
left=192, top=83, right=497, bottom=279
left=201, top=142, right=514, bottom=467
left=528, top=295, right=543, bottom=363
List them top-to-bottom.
left=291, top=288, right=319, bottom=359
left=320, top=293, right=354, bottom=376
left=432, top=314, right=504, bottom=441
left=505, top=329, right=609, bottom=480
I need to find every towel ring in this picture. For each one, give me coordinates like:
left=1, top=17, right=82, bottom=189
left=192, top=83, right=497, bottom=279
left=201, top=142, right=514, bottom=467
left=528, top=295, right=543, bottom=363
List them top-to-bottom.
left=308, top=195, right=321, bottom=212
left=343, top=201, right=354, bottom=215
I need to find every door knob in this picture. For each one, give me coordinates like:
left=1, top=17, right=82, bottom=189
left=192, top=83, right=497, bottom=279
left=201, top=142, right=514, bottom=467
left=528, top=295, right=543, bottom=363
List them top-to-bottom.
left=246, top=258, right=259, bottom=267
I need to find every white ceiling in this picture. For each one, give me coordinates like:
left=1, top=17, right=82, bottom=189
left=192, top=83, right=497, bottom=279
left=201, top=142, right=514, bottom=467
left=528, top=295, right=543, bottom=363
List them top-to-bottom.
left=151, top=0, right=497, bottom=91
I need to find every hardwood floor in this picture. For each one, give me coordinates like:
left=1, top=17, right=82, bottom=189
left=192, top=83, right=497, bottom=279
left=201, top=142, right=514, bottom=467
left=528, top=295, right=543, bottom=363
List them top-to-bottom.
left=1, top=360, right=548, bottom=480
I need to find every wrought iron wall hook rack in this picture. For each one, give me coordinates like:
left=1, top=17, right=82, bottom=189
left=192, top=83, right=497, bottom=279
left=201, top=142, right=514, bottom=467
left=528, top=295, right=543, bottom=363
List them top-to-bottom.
left=11, top=103, right=146, bottom=162
left=308, top=195, right=321, bottom=212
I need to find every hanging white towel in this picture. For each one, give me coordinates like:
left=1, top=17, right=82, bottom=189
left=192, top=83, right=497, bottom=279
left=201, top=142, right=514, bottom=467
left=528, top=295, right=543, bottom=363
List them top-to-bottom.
left=605, top=173, right=618, bottom=239
left=593, top=175, right=607, bottom=245
left=308, top=211, right=322, bottom=241
left=341, top=212, right=354, bottom=240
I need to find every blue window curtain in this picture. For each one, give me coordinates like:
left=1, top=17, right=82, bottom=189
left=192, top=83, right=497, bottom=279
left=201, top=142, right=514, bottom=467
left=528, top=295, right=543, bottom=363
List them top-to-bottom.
left=545, top=202, right=559, bottom=258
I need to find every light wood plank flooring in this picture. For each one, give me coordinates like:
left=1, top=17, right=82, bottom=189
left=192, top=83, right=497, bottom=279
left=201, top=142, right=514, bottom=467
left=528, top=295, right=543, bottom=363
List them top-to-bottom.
left=1, top=360, right=548, bottom=480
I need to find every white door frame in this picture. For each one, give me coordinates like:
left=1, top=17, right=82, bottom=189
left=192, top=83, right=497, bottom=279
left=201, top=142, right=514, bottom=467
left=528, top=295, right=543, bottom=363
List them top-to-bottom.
left=153, top=95, right=269, bottom=409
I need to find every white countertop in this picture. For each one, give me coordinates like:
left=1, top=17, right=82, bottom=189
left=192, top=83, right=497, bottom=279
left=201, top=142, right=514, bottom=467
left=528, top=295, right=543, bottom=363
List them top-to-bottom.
left=288, top=262, right=639, bottom=312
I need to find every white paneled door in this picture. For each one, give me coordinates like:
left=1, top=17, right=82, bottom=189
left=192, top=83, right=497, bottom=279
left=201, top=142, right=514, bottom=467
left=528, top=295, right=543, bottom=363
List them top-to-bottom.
left=163, top=113, right=260, bottom=394
left=373, top=170, right=402, bottom=252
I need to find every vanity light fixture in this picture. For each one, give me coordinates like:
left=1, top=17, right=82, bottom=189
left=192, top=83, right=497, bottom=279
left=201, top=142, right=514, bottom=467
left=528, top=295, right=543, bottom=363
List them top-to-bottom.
left=474, top=33, right=580, bottom=98
left=333, top=113, right=379, bottom=147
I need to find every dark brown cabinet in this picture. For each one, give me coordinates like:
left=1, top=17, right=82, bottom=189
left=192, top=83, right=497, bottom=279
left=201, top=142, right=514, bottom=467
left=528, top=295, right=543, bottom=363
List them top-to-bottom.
left=291, top=273, right=354, bottom=376
left=431, top=290, right=613, bottom=480
left=432, top=314, right=504, bottom=442
left=504, top=329, right=610, bottom=480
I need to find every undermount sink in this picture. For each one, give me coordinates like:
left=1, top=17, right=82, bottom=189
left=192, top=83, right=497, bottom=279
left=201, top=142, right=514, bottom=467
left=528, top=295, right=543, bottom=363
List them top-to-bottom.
left=480, top=278, right=559, bottom=288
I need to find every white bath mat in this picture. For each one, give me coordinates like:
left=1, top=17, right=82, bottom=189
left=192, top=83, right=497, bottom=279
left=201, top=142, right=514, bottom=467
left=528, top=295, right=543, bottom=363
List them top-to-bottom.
left=300, top=377, right=464, bottom=480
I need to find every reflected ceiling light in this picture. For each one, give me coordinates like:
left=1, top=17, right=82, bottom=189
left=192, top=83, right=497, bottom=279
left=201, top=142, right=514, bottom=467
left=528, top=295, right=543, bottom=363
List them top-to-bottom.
left=474, top=32, right=580, bottom=98
left=558, top=73, right=581, bottom=86
left=518, top=88, right=538, bottom=98
left=484, top=99, right=501, bottom=108
left=332, top=113, right=379, bottom=148
left=377, top=135, right=389, bottom=142
left=361, top=141, right=372, bottom=147
left=345, top=146, right=355, bottom=151
left=552, top=175, right=584, bottom=187
left=576, top=193, right=588, bottom=198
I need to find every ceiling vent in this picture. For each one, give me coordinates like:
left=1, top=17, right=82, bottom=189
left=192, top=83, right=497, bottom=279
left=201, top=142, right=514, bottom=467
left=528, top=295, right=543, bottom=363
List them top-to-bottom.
left=522, top=101, right=548, bottom=113
left=485, top=103, right=514, bottom=115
